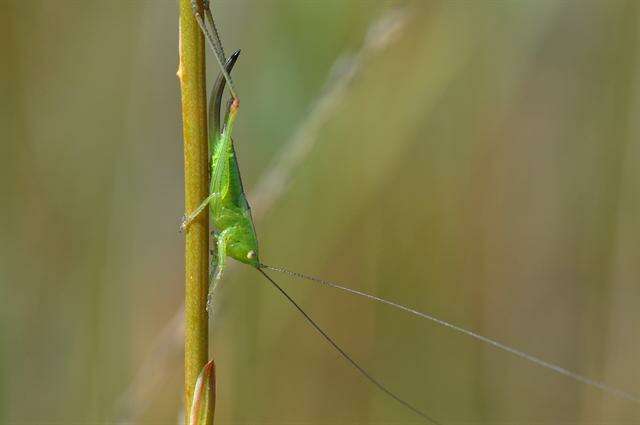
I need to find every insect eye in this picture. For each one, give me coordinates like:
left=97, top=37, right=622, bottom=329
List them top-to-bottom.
left=247, top=251, right=255, bottom=260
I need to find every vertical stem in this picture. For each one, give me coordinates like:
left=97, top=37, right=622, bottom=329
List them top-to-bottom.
left=178, top=1, right=209, bottom=424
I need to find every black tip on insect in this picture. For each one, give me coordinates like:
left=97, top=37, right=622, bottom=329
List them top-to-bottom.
left=210, top=50, right=241, bottom=137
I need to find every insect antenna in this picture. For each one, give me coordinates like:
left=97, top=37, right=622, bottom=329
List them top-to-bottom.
left=191, top=0, right=239, bottom=101
left=260, top=263, right=640, bottom=405
left=256, top=268, right=443, bottom=424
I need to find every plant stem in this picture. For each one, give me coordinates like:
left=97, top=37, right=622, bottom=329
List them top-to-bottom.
left=178, top=1, right=210, bottom=424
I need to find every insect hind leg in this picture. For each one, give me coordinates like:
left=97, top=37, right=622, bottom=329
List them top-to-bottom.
left=190, top=0, right=239, bottom=101
left=207, top=227, right=232, bottom=311
left=207, top=251, right=220, bottom=312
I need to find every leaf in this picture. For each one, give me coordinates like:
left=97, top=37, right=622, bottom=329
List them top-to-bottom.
left=188, top=359, right=216, bottom=425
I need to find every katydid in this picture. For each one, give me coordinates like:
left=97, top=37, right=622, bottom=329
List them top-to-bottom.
left=182, top=2, right=639, bottom=423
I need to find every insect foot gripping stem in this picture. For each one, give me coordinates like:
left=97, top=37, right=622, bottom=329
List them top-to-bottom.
left=180, top=192, right=218, bottom=233
left=179, top=211, right=200, bottom=233
left=179, top=214, right=190, bottom=233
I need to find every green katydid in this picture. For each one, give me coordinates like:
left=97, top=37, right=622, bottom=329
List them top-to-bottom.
left=181, top=2, right=640, bottom=423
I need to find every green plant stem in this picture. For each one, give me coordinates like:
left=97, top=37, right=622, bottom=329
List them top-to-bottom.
left=178, top=1, right=210, bottom=424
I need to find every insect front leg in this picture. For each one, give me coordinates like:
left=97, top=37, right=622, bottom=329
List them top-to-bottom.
left=180, top=191, right=219, bottom=232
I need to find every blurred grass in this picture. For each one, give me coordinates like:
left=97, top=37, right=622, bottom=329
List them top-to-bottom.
left=2, top=0, right=640, bottom=424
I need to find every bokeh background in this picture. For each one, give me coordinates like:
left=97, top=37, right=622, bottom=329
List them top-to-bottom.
left=2, top=0, right=640, bottom=424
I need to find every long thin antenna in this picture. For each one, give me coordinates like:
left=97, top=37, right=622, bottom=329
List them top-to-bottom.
left=190, top=0, right=239, bottom=101
left=261, top=263, right=640, bottom=405
left=257, top=268, right=442, bottom=425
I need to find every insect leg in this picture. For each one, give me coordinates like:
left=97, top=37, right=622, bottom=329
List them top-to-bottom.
left=190, top=0, right=238, bottom=101
left=202, top=0, right=226, bottom=63
left=180, top=191, right=219, bottom=232
left=206, top=227, right=233, bottom=311
left=213, top=227, right=234, bottom=281
left=207, top=247, right=219, bottom=312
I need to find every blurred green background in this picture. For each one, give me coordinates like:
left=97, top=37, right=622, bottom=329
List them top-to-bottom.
left=2, top=0, right=640, bottom=424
